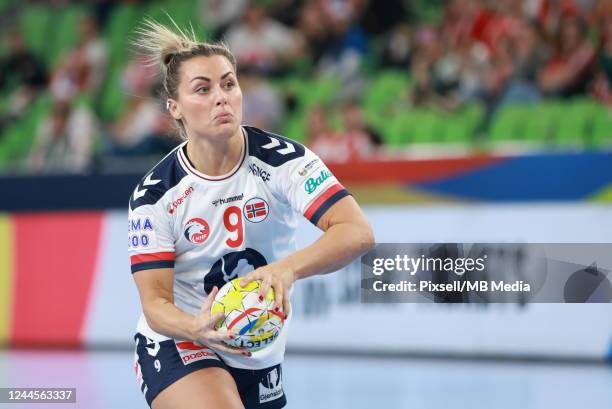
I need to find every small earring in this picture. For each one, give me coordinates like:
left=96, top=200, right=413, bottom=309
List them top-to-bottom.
left=165, top=100, right=171, bottom=111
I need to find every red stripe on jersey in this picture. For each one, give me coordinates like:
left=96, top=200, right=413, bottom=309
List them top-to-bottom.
left=304, top=183, right=345, bottom=221
left=130, top=252, right=175, bottom=265
left=176, top=341, right=208, bottom=351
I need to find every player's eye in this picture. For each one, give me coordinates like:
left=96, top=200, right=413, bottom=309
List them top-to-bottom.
left=224, top=81, right=235, bottom=90
left=196, top=86, right=209, bottom=94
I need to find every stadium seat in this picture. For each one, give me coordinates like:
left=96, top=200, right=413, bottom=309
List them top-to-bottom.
left=106, top=4, right=139, bottom=65
left=19, top=6, right=53, bottom=63
left=48, top=6, right=87, bottom=66
left=99, top=64, right=126, bottom=122
left=363, top=70, right=409, bottom=113
left=0, top=95, right=51, bottom=169
left=555, top=98, right=599, bottom=146
left=522, top=101, right=561, bottom=143
left=442, top=104, right=483, bottom=143
left=489, top=104, right=528, bottom=142
left=591, top=105, right=612, bottom=148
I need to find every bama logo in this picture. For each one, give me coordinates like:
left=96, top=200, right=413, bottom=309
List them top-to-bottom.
left=249, top=163, right=271, bottom=183
left=304, top=169, right=332, bottom=194
left=168, top=186, right=195, bottom=214
left=129, top=217, right=154, bottom=232
left=183, top=218, right=210, bottom=244
left=174, top=341, right=218, bottom=365
left=259, top=367, right=283, bottom=403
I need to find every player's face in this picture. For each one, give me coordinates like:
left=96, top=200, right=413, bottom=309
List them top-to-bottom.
left=171, top=55, right=243, bottom=141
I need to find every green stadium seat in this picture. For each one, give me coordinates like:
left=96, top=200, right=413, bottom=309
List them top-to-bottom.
left=106, top=4, right=139, bottom=65
left=19, top=6, right=53, bottom=63
left=48, top=6, right=87, bottom=66
left=99, top=64, right=126, bottom=122
left=363, top=70, right=409, bottom=113
left=298, top=77, right=339, bottom=109
left=0, top=95, right=52, bottom=169
left=555, top=98, right=598, bottom=146
left=521, top=101, right=561, bottom=143
left=442, top=104, right=483, bottom=143
left=489, top=104, right=529, bottom=142
left=591, top=105, right=612, bottom=148
left=413, top=109, right=445, bottom=143
left=280, top=111, right=308, bottom=144
left=385, top=113, right=411, bottom=146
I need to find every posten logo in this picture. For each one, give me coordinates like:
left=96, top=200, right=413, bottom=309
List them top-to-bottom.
left=304, top=169, right=332, bottom=194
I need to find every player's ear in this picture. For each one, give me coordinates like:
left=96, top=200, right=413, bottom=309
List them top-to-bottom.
left=167, top=99, right=182, bottom=120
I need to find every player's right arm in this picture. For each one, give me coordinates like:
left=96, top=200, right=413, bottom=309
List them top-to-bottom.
left=129, top=202, right=248, bottom=355
left=132, top=270, right=248, bottom=355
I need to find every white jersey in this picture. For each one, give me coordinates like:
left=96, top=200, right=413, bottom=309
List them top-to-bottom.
left=128, top=126, right=348, bottom=369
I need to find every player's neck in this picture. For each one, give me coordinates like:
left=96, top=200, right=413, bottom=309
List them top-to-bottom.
left=185, top=127, right=244, bottom=177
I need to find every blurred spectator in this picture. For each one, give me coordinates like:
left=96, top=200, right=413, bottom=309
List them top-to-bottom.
left=199, top=0, right=248, bottom=40
left=359, top=0, right=410, bottom=36
left=314, top=1, right=368, bottom=83
left=297, top=2, right=330, bottom=66
left=225, top=3, right=303, bottom=74
left=537, top=14, right=595, bottom=97
left=50, top=15, right=108, bottom=100
left=591, top=15, right=612, bottom=105
left=502, top=21, right=547, bottom=100
left=380, top=23, right=413, bottom=69
left=409, top=27, right=460, bottom=111
left=0, top=30, right=47, bottom=125
left=108, top=58, right=175, bottom=156
left=239, top=66, right=284, bottom=132
left=27, top=98, right=98, bottom=173
left=339, top=100, right=382, bottom=151
left=308, top=104, right=374, bottom=163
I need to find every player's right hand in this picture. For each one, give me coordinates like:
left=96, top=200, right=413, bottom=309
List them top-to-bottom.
left=191, top=286, right=252, bottom=356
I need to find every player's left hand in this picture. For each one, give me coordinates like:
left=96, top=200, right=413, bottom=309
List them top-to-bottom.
left=239, top=261, right=295, bottom=318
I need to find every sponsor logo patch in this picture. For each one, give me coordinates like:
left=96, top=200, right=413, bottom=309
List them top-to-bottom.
left=297, top=158, right=320, bottom=177
left=249, top=163, right=271, bottom=182
left=304, top=169, right=332, bottom=194
left=168, top=186, right=195, bottom=214
left=212, top=193, right=244, bottom=207
left=243, top=197, right=269, bottom=223
left=128, top=218, right=156, bottom=249
left=184, top=218, right=210, bottom=244
left=175, top=341, right=219, bottom=365
left=259, top=367, right=283, bottom=403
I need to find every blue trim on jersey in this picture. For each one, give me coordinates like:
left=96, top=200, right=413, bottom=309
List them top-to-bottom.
left=244, top=126, right=305, bottom=167
left=130, top=145, right=189, bottom=210
left=309, top=189, right=350, bottom=225
left=131, top=260, right=175, bottom=274
left=607, top=341, right=612, bottom=363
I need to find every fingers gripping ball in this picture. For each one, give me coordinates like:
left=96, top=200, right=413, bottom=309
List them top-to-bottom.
left=211, top=278, right=285, bottom=352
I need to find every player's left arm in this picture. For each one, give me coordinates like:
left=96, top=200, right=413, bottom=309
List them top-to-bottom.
left=241, top=194, right=374, bottom=315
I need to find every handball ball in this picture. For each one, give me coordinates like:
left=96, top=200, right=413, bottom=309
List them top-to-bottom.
left=211, top=278, right=285, bottom=352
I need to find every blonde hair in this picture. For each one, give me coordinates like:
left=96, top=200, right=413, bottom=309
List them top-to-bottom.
left=131, top=17, right=237, bottom=138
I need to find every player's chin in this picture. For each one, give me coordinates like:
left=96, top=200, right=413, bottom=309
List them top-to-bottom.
left=208, top=121, right=239, bottom=139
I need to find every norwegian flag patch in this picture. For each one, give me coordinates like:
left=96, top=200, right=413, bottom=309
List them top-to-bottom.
left=243, top=197, right=269, bottom=223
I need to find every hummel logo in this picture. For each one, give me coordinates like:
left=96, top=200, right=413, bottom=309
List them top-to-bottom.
left=261, top=136, right=296, bottom=155
left=133, top=173, right=161, bottom=200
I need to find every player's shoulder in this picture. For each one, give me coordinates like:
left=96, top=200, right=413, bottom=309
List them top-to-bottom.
left=244, top=125, right=306, bottom=167
left=129, top=143, right=189, bottom=211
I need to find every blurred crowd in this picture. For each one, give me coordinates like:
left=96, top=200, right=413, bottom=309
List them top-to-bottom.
left=0, top=0, right=611, bottom=173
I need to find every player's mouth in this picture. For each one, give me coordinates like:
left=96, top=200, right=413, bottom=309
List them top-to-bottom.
left=214, top=112, right=233, bottom=123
